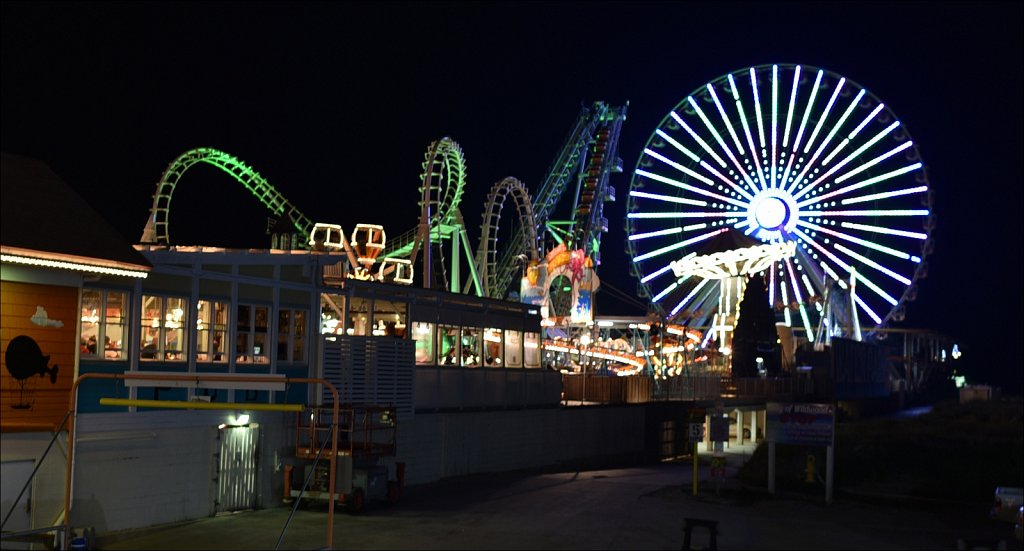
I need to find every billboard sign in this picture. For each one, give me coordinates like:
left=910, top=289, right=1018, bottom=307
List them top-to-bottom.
left=765, top=402, right=835, bottom=446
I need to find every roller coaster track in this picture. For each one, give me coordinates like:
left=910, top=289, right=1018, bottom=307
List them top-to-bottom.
left=489, top=102, right=627, bottom=298
left=380, top=138, right=483, bottom=294
left=382, top=138, right=467, bottom=261
left=140, top=147, right=314, bottom=246
left=474, top=177, right=538, bottom=298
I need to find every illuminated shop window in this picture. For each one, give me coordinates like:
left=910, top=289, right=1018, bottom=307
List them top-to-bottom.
left=81, top=288, right=128, bottom=360
left=320, top=293, right=347, bottom=335
left=140, top=294, right=188, bottom=361
left=349, top=298, right=372, bottom=336
left=196, top=299, right=228, bottom=363
left=372, top=300, right=407, bottom=337
left=236, top=304, right=270, bottom=364
left=277, top=309, right=307, bottom=363
left=413, top=322, right=435, bottom=364
left=437, top=324, right=460, bottom=366
left=461, top=327, right=481, bottom=367
left=484, top=328, right=503, bottom=367
left=503, top=329, right=523, bottom=367
left=524, top=332, right=541, bottom=368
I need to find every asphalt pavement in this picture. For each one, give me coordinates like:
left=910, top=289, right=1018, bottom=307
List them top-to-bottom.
left=94, top=441, right=1021, bottom=550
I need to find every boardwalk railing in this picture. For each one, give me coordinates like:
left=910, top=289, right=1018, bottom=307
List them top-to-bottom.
left=561, top=374, right=815, bottom=404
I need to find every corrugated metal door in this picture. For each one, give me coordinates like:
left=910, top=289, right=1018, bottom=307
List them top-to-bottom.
left=216, top=426, right=259, bottom=513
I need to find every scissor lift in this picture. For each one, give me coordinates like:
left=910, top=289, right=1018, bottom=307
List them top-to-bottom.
left=285, top=405, right=403, bottom=513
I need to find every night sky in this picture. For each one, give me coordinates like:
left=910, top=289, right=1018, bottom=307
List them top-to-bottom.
left=3, top=1, right=1021, bottom=392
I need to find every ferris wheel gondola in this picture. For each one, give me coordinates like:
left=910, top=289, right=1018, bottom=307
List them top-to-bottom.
left=626, top=64, right=934, bottom=341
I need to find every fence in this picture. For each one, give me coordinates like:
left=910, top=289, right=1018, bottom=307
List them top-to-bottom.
left=562, top=374, right=816, bottom=404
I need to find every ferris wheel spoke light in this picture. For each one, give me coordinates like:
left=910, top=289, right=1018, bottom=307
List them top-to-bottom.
left=771, top=65, right=779, bottom=188
left=782, top=65, right=801, bottom=147
left=750, top=68, right=767, bottom=149
left=791, top=69, right=825, bottom=153
left=729, top=74, right=770, bottom=191
left=804, top=77, right=846, bottom=155
left=708, top=84, right=746, bottom=154
left=818, top=89, right=866, bottom=166
left=688, top=97, right=743, bottom=169
left=690, top=97, right=760, bottom=193
left=850, top=103, right=886, bottom=140
left=672, top=112, right=727, bottom=168
left=824, top=122, right=904, bottom=185
left=655, top=130, right=702, bottom=164
left=802, top=134, right=912, bottom=199
left=828, top=135, right=911, bottom=188
left=821, top=138, right=851, bottom=166
left=643, top=148, right=717, bottom=188
left=698, top=161, right=757, bottom=201
left=800, top=162, right=923, bottom=206
left=634, top=170, right=743, bottom=209
left=841, top=185, right=928, bottom=205
left=629, top=190, right=708, bottom=207
left=815, top=209, right=929, bottom=217
left=628, top=211, right=735, bottom=219
left=798, top=220, right=916, bottom=260
left=840, top=222, right=927, bottom=240
left=790, top=225, right=897, bottom=307
left=628, top=227, right=683, bottom=241
left=633, top=228, right=728, bottom=262
left=796, top=228, right=896, bottom=306
left=833, top=243, right=912, bottom=285
left=784, top=258, right=805, bottom=302
left=820, top=261, right=849, bottom=289
left=641, top=263, right=675, bottom=283
left=801, top=273, right=817, bottom=297
left=669, top=278, right=711, bottom=316
left=652, top=280, right=681, bottom=303
left=780, top=283, right=793, bottom=326
left=854, top=294, right=883, bottom=324
left=799, top=303, right=815, bottom=341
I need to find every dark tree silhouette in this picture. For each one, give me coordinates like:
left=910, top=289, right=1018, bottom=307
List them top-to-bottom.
left=731, top=274, right=781, bottom=378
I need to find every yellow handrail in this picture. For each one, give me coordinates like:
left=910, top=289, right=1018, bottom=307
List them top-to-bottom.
left=98, top=398, right=303, bottom=412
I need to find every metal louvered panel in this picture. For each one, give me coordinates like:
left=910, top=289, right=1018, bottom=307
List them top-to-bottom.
left=321, top=336, right=415, bottom=420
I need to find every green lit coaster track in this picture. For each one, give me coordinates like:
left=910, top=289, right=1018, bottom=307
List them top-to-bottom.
left=141, top=101, right=628, bottom=306
left=140, top=147, right=315, bottom=247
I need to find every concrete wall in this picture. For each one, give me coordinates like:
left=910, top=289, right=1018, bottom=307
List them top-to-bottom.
left=3, top=405, right=648, bottom=535
left=397, top=405, right=646, bottom=486
left=69, top=409, right=292, bottom=533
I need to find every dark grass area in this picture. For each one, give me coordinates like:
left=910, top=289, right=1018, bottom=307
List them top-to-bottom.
left=737, top=397, right=1024, bottom=503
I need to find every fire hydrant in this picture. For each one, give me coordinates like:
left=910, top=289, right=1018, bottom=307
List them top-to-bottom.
left=805, top=454, right=816, bottom=483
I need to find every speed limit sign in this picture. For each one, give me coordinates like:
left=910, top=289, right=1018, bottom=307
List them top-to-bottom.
left=688, top=423, right=705, bottom=442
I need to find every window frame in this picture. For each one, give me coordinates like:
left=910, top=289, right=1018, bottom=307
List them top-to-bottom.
left=81, top=288, right=129, bottom=361
left=140, top=293, right=189, bottom=362
left=195, top=298, right=229, bottom=363
left=236, top=303, right=271, bottom=364
left=277, top=307, right=308, bottom=364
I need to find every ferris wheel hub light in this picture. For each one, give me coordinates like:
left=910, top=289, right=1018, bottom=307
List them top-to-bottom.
left=754, top=197, right=788, bottom=229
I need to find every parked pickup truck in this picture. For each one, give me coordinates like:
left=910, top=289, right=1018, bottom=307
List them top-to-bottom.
left=990, top=486, right=1024, bottom=523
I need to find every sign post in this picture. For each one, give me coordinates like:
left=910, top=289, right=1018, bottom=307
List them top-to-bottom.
left=688, top=422, right=704, bottom=495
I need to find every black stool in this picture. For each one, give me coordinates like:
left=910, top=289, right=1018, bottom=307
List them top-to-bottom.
left=682, top=517, right=718, bottom=550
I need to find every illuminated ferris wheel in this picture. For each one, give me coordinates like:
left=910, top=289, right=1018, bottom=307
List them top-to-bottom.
left=626, top=64, right=934, bottom=340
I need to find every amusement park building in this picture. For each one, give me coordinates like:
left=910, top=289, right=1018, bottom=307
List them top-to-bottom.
left=1, top=154, right=649, bottom=540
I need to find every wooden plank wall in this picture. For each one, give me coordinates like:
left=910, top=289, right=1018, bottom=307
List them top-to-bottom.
left=1, top=280, right=78, bottom=428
